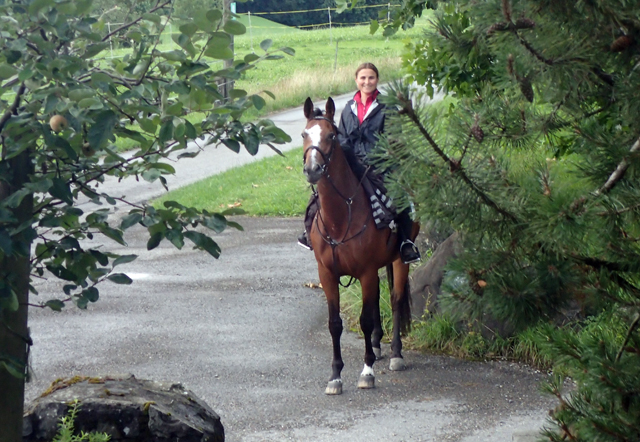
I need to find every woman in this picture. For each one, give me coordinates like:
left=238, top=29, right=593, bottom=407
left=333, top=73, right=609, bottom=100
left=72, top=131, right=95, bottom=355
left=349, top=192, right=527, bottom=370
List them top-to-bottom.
left=298, top=62, right=420, bottom=264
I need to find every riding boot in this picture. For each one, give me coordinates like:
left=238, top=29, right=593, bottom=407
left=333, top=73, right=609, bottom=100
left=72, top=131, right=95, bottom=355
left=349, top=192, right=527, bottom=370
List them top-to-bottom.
left=298, top=193, right=318, bottom=250
left=396, top=208, right=421, bottom=264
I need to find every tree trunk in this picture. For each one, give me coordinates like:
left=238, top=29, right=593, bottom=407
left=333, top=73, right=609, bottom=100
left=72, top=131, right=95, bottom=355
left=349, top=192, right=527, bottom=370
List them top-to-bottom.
left=221, top=0, right=235, bottom=100
left=0, top=149, right=34, bottom=442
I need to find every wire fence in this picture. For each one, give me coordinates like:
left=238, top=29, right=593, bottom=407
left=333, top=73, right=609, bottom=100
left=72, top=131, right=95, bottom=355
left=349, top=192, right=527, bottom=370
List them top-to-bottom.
left=103, top=3, right=398, bottom=57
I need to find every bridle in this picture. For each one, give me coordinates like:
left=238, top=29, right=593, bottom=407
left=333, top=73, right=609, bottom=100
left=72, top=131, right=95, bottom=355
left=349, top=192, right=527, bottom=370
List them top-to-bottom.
left=302, top=116, right=337, bottom=177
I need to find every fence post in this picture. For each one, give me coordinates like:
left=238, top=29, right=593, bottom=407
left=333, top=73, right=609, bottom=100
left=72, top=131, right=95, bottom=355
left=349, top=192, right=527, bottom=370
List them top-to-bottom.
left=328, top=7, right=332, bottom=45
left=248, top=11, right=254, bottom=52
left=107, top=22, right=113, bottom=58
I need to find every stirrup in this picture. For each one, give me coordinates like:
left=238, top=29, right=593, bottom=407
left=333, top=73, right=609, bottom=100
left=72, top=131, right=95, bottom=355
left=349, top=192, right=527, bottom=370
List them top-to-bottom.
left=297, top=232, right=313, bottom=251
left=400, top=240, right=421, bottom=264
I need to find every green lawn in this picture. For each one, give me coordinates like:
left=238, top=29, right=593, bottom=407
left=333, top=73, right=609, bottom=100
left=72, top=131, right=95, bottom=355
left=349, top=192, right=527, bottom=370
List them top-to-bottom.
left=153, top=147, right=310, bottom=216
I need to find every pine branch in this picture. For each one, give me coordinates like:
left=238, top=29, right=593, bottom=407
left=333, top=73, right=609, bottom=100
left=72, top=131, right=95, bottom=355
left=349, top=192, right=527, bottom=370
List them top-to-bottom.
left=397, top=94, right=519, bottom=223
left=595, top=134, right=640, bottom=195
left=616, top=313, right=640, bottom=362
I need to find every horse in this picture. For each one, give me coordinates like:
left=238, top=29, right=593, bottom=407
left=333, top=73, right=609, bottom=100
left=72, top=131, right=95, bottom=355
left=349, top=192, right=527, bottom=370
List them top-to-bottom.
left=302, top=97, right=418, bottom=395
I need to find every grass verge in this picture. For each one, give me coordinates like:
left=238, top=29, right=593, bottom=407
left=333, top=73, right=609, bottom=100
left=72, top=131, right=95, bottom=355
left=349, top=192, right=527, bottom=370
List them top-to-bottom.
left=153, top=147, right=309, bottom=216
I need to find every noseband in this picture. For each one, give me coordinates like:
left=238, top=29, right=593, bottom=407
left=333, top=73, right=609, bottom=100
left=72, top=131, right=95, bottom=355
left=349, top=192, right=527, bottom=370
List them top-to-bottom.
left=303, top=117, right=337, bottom=176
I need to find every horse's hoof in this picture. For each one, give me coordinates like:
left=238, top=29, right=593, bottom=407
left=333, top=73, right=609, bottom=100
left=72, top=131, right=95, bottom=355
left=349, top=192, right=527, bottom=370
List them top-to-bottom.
left=373, top=347, right=383, bottom=360
left=389, top=357, right=406, bottom=371
left=357, top=375, right=375, bottom=389
left=325, top=380, right=343, bottom=395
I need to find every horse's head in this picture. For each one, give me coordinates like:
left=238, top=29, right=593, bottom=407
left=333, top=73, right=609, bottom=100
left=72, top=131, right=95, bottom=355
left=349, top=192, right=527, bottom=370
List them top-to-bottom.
left=302, top=97, right=337, bottom=184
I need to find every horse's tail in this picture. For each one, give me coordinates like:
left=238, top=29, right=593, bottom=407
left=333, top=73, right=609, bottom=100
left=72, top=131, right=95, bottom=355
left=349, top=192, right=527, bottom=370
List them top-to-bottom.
left=386, top=264, right=412, bottom=335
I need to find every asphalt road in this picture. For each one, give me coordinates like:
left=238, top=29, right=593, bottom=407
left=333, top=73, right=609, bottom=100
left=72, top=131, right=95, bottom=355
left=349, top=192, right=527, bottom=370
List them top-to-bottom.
left=25, top=92, right=557, bottom=441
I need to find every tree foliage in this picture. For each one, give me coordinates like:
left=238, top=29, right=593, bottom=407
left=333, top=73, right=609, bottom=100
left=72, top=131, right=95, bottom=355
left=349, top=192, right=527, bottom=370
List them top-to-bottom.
left=0, top=0, right=293, bottom=438
left=371, top=0, right=640, bottom=440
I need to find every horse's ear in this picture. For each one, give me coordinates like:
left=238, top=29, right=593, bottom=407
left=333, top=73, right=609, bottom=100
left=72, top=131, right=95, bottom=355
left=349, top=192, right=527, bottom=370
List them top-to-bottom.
left=304, top=97, right=314, bottom=120
left=325, top=97, right=335, bottom=122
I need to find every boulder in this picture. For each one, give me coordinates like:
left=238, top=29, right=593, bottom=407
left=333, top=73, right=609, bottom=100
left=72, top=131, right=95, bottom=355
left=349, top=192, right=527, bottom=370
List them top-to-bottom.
left=411, top=232, right=460, bottom=318
left=23, top=374, right=224, bottom=442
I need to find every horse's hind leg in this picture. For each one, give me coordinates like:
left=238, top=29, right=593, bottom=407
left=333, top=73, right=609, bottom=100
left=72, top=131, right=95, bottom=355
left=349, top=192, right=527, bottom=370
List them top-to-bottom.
left=389, top=260, right=412, bottom=371
left=319, top=268, right=344, bottom=395
left=357, top=271, right=380, bottom=389
left=372, top=296, right=383, bottom=360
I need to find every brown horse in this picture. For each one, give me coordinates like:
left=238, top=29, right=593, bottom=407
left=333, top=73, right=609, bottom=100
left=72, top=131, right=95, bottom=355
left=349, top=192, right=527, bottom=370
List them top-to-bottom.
left=302, top=97, right=418, bottom=395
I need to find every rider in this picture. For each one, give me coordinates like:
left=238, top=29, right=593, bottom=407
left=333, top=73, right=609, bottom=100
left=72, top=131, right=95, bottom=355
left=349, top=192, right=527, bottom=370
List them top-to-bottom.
left=298, top=62, right=421, bottom=264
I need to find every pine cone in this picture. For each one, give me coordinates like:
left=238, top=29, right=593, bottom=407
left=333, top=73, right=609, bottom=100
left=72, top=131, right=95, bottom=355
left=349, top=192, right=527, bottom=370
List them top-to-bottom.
left=515, top=18, right=535, bottom=29
left=487, top=22, right=510, bottom=35
left=611, top=35, right=633, bottom=52
left=519, top=76, right=534, bottom=102
left=470, top=124, right=485, bottom=143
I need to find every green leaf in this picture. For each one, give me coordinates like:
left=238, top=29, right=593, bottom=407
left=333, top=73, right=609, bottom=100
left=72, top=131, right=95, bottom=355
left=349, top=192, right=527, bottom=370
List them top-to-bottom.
left=206, top=9, right=223, bottom=22
left=142, top=13, right=161, bottom=25
left=369, top=19, right=380, bottom=34
left=224, top=20, right=246, bottom=35
left=179, top=23, right=198, bottom=37
left=260, top=39, right=273, bottom=51
left=82, top=42, right=109, bottom=59
left=281, top=47, right=295, bottom=56
left=159, top=51, right=187, bottom=62
left=244, top=53, right=260, bottom=63
left=0, top=63, right=17, bottom=80
left=70, top=89, right=98, bottom=103
left=251, top=94, right=266, bottom=110
left=78, top=97, right=103, bottom=109
left=88, top=110, right=117, bottom=150
left=138, top=118, right=157, bottom=134
left=158, top=119, right=174, bottom=143
left=222, top=138, right=240, bottom=153
left=149, top=163, right=176, bottom=174
left=49, top=178, right=73, bottom=205
left=121, top=213, right=143, bottom=229
left=203, top=214, right=227, bottom=233
left=98, top=224, right=126, bottom=246
left=0, top=230, right=13, bottom=255
left=147, top=231, right=163, bottom=250
left=184, top=231, right=221, bottom=258
left=113, top=254, right=137, bottom=267
left=107, top=273, right=133, bottom=285
left=82, top=287, right=99, bottom=302
left=74, top=295, right=89, bottom=309
left=44, top=299, right=65, bottom=312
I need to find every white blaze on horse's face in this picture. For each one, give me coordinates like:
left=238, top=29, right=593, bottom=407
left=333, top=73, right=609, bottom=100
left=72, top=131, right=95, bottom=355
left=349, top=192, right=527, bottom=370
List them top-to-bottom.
left=304, top=124, right=323, bottom=168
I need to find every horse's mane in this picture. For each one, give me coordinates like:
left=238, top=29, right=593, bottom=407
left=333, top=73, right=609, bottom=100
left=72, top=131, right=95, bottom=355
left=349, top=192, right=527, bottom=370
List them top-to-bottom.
left=312, top=108, right=323, bottom=118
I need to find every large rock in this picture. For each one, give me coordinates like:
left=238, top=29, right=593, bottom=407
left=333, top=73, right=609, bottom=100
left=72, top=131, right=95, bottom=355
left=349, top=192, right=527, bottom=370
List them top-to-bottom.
left=411, top=232, right=460, bottom=318
left=23, top=374, right=224, bottom=442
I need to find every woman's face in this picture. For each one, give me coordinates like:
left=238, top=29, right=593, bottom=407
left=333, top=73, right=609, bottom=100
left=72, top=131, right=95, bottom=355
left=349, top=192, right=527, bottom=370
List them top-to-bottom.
left=355, top=68, right=379, bottom=96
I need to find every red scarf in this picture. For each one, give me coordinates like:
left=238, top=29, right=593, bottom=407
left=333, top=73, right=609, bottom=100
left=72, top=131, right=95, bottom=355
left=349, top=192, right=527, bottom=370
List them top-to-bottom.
left=354, top=89, right=379, bottom=124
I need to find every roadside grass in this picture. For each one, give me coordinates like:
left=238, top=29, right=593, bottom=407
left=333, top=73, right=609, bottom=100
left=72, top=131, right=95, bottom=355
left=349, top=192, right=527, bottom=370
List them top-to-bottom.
left=153, top=147, right=310, bottom=216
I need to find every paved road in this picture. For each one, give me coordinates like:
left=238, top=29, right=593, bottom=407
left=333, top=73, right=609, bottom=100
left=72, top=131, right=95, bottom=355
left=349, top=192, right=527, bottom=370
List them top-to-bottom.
left=25, top=92, right=556, bottom=442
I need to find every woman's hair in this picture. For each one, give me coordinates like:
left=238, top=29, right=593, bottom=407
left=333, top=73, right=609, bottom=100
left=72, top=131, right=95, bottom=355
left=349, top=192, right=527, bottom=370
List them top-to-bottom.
left=355, top=62, right=379, bottom=79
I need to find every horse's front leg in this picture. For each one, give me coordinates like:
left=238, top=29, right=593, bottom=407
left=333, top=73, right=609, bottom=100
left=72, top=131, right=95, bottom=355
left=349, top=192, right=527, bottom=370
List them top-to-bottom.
left=389, top=260, right=412, bottom=371
left=318, top=266, right=344, bottom=395
left=357, top=271, right=380, bottom=389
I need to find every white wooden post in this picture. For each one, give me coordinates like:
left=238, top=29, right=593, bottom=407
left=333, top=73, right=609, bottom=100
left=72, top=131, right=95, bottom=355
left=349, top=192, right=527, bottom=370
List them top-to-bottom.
left=328, top=7, right=332, bottom=45
left=248, top=11, right=254, bottom=52
left=108, top=22, right=113, bottom=58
